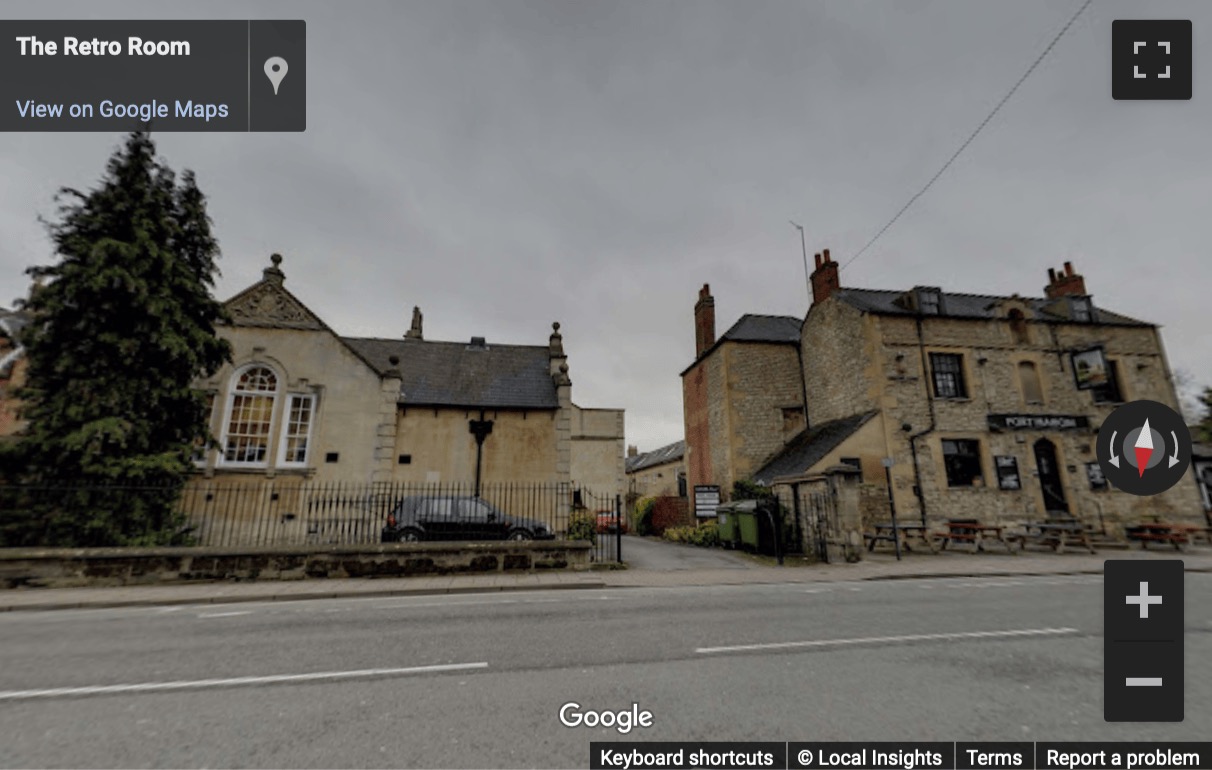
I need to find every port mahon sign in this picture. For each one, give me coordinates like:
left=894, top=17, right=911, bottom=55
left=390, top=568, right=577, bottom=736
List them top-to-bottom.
left=988, top=414, right=1091, bottom=431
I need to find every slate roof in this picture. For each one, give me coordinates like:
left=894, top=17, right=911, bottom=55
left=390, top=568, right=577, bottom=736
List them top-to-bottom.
left=833, top=288, right=1151, bottom=326
left=684, top=314, right=802, bottom=374
left=719, top=314, right=802, bottom=343
left=341, top=337, right=560, bottom=410
left=751, top=411, right=878, bottom=485
left=626, top=440, right=686, bottom=474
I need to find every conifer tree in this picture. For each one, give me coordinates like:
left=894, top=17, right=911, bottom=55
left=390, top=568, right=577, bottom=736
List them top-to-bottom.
left=2, top=131, right=231, bottom=546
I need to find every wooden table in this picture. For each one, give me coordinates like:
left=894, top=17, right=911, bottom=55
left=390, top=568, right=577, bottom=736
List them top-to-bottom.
left=937, top=519, right=1018, bottom=554
left=1011, top=521, right=1096, bottom=554
left=865, top=522, right=939, bottom=553
left=1125, top=522, right=1191, bottom=550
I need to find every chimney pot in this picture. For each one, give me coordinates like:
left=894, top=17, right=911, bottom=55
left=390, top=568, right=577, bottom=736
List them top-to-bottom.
left=810, top=246, right=841, bottom=307
left=1064, top=261, right=1074, bottom=276
left=1048, top=268, right=1057, bottom=283
left=627, top=445, right=638, bottom=458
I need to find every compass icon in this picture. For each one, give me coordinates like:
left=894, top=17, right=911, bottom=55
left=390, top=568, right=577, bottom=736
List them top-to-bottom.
left=1097, top=400, right=1192, bottom=496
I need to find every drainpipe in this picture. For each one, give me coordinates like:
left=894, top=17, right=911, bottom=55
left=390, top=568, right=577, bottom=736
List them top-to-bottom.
left=908, top=316, right=936, bottom=526
left=794, top=329, right=810, bottom=431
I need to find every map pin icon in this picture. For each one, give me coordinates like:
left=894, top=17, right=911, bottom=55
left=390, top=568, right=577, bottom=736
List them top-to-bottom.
left=264, top=57, right=288, bottom=95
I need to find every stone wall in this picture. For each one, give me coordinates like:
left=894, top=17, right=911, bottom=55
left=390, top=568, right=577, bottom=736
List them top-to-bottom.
left=846, top=308, right=1203, bottom=531
left=197, top=325, right=387, bottom=483
left=724, top=342, right=806, bottom=486
left=570, top=406, right=626, bottom=501
left=393, top=407, right=561, bottom=485
left=0, top=541, right=593, bottom=589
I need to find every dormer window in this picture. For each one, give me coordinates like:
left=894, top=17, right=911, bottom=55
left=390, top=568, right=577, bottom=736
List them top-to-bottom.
left=916, top=287, right=943, bottom=315
left=1069, top=297, right=1095, bottom=322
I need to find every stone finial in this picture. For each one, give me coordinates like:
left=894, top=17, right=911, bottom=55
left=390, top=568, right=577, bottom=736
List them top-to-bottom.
left=263, top=253, right=286, bottom=285
left=405, top=307, right=423, bottom=339
left=549, top=321, right=565, bottom=357
left=554, top=361, right=571, bottom=386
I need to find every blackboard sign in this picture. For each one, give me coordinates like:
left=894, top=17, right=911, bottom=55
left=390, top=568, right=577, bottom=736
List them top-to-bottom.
left=994, top=455, right=1021, bottom=490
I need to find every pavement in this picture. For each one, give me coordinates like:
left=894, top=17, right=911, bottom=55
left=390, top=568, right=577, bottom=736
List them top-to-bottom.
left=2, top=540, right=1208, bottom=611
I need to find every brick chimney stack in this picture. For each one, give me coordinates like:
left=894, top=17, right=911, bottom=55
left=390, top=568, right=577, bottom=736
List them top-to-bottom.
left=810, top=248, right=840, bottom=306
left=1044, top=261, right=1088, bottom=299
left=694, top=284, right=716, bottom=357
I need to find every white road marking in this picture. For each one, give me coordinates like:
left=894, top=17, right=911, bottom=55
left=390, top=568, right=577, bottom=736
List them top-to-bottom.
left=197, top=610, right=253, bottom=618
left=695, top=627, right=1079, bottom=655
left=0, top=662, right=490, bottom=701
left=1126, top=677, right=1163, bottom=687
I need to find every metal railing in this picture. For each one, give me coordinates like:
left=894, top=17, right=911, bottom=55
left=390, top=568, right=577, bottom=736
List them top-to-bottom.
left=0, top=480, right=624, bottom=562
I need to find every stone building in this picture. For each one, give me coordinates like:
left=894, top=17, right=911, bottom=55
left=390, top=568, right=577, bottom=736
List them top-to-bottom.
left=685, top=251, right=1206, bottom=533
left=190, top=255, right=625, bottom=501
left=681, top=284, right=806, bottom=500
left=625, top=440, right=687, bottom=500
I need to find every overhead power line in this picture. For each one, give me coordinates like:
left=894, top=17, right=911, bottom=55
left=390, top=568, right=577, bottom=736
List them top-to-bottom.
left=842, top=0, right=1094, bottom=270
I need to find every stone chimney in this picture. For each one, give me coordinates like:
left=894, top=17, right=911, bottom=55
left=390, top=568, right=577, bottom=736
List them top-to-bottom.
left=810, top=248, right=839, bottom=306
left=262, top=253, right=285, bottom=286
left=1044, top=261, right=1088, bottom=299
left=694, top=284, right=716, bottom=358
left=405, top=306, right=423, bottom=339
left=627, top=444, right=638, bottom=458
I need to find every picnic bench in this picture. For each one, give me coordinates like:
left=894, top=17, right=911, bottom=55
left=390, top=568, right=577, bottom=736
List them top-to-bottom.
left=1009, top=517, right=1096, bottom=554
left=936, top=518, right=1018, bottom=554
left=1125, top=521, right=1194, bottom=550
left=865, top=522, right=939, bottom=553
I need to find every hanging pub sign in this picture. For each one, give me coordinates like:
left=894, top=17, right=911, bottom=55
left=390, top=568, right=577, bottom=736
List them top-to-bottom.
left=1072, top=346, right=1110, bottom=390
left=988, top=414, right=1091, bottom=431
left=693, top=485, right=721, bottom=519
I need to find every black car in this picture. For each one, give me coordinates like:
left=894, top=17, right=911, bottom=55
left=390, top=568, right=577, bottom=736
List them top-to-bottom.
left=380, top=496, right=556, bottom=543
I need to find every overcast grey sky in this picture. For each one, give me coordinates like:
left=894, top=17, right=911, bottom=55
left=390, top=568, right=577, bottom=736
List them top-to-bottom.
left=2, top=1, right=1210, bottom=451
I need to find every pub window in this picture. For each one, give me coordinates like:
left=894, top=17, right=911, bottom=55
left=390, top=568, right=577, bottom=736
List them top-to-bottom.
left=929, top=353, right=968, bottom=399
left=1091, top=360, right=1123, bottom=404
left=1018, top=361, right=1044, bottom=404
left=782, top=406, right=805, bottom=434
left=942, top=439, right=983, bottom=487
left=677, top=471, right=687, bottom=498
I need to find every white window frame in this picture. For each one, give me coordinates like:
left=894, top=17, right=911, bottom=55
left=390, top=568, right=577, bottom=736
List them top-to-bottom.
left=218, top=364, right=280, bottom=468
left=276, top=393, right=316, bottom=468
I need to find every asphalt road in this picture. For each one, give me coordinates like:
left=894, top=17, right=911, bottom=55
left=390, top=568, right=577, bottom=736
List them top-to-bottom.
left=621, top=534, right=756, bottom=570
left=0, top=573, right=1208, bottom=769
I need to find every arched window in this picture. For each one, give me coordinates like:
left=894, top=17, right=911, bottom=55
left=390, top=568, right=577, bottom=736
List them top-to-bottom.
left=1018, top=361, right=1044, bottom=404
left=223, top=365, right=278, bottom=465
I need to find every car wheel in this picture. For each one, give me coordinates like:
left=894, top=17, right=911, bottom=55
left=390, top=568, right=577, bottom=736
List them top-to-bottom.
left=399, top=528, right=422, bottom=543
left=508, top=529, right=532, bottom=541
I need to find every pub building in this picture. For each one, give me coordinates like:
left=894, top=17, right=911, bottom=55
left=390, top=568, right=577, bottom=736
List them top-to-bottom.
left=733, top=256, right=1205, bottom=533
